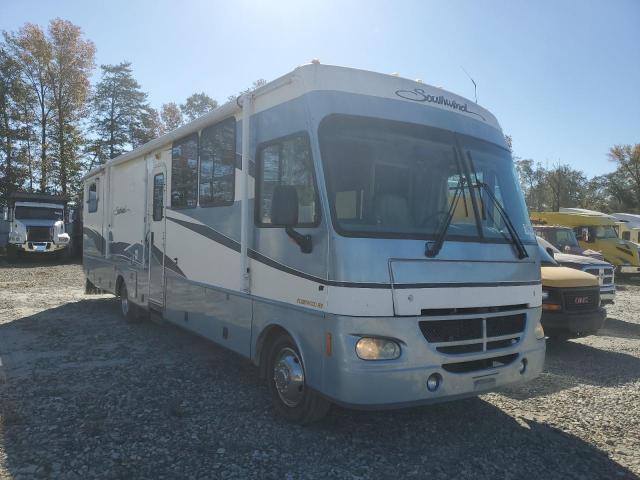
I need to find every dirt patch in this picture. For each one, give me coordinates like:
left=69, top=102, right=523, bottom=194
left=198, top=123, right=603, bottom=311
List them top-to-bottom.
left=1, top=259, right=639, bottom=479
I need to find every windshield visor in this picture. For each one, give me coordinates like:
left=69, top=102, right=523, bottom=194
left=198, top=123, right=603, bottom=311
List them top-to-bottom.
left=319, top=114, right=535, bottom=243
left=14, top=206, right=63, bottom=221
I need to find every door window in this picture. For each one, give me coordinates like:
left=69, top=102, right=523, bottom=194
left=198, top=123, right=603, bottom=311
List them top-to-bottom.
left=153, top=173, right=165, bottom=221
left=88, top=182, right=98, bottom=213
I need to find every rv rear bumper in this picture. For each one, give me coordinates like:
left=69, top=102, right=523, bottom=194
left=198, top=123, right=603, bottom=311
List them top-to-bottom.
left=541, top=307, right=606, bottom=334
left=318, top=308, right=545, bottom=408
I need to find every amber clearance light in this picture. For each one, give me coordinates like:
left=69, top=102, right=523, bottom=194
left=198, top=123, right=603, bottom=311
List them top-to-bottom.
left=542, top=303, right=562, bottom=311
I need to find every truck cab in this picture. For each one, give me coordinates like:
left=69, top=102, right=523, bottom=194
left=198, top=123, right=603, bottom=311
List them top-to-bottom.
left=7, top=192, right=71, bottom=260
left=538, top=243, right=606, bottom=338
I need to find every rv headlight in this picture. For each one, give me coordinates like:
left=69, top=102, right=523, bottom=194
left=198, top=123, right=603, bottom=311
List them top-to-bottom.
left=534, top=321, right=545, bottom=340
left=355, top=337, right=401, bottom=360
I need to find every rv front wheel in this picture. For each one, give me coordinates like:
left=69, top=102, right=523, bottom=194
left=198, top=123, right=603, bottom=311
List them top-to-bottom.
left=267, top=333, right=330, bottom=424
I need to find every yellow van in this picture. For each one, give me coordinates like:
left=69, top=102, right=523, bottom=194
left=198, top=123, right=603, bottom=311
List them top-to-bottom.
left=530, top=211, right=640, bottom=274
left=538, top=245, right=606, bottom=338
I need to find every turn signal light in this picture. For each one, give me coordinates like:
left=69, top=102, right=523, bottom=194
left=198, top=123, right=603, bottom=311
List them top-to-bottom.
left=542, top=303, right=562, bottom=311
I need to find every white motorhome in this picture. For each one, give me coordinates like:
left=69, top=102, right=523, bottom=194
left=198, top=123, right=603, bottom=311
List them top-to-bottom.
left=82, top=63, right=545, bottom=423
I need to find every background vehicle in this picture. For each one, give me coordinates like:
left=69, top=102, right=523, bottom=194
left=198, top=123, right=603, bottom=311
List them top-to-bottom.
left=82, top=63, right=545, bottom=423
left=6, top=192, right=71, bottom=260
left=530, top=211, right=640, bottom=275
left=611, top=213, right=640, bottom=245
left=532, top=224, right=603, bottom=260
left=537, top=236, right=615, bottom=305
left=538, top=244, right=606, bottom=339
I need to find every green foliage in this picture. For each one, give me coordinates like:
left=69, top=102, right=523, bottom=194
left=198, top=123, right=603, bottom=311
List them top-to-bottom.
left=90, top=62, right=148, bottom=160
left=180, top=92, right=217, bottom=122
left=160, top=102, right=183, bottom=132
left=513, top=145, right=640, bottom=213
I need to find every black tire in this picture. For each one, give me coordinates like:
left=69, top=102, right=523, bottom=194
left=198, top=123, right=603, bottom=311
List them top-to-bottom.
left=118, top=281, right=140, bottom=323
left=266, top=333, right=330, bottom=424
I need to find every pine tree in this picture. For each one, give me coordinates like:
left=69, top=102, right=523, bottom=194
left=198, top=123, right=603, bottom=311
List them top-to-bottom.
left=90, top=62, right=148, bottom=160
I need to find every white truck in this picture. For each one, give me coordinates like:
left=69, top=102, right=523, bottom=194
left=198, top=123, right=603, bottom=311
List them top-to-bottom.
left=7, top=192, right=71, bottom=260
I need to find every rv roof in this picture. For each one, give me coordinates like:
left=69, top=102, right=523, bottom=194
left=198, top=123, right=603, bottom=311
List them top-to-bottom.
left=82, top=63, right=499, bottom=181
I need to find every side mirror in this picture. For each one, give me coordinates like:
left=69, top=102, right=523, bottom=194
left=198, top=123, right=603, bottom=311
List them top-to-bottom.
left=271, top=185, right=312, bottom=254
left=271, top=185, right=299, bottom=227
left=546, top=247, right=555, bottom=258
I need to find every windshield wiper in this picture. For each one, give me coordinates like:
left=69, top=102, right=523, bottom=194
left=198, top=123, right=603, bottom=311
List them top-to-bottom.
left=425, top=176, right=466, bottom=258
left=470, top=178, right=529, bottom=259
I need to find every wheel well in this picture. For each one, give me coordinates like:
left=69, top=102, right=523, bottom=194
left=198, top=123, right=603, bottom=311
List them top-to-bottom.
left=115, top=275, right=125, bottom=296
left=256, top=325, right=291, bottom=379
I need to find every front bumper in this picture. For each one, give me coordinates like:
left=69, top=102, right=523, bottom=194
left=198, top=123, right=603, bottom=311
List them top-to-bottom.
left=11, top=241, right=67, bottom=253
left=619, top=265, right=640, bottom=274
left=600, top=288, right=616, bottom=305
left=318, top=307, right=545, bottom=408
left=541, top=307, right=606, bottom=334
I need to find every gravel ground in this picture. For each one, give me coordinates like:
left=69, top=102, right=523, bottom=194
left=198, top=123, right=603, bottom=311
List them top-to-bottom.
left=0, top=258, right=639, bottom=479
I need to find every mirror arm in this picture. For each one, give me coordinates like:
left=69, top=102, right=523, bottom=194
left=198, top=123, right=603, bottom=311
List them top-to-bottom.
left=285, top=227, right=313, bottom=254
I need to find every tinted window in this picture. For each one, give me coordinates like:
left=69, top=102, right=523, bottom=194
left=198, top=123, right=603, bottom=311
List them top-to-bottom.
left=200, top=118, right=236, bottom=206
left=171, top=134, right=198, bottom=208
left=257, top=134, right=319, bottom=226
left=153, top=173, right=164, bottom=221
left=88, top=183, right=98, bottom=213
left=15, top=206, right=64, bottom=220
left=622, top=231, right=631, bottom=240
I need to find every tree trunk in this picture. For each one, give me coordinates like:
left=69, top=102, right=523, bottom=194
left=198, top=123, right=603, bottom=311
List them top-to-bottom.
left=39, top=98, right=47, bottom=193
left=58, top=104, right=67, bottom=195
left=1, top=106, right=12, bottom=201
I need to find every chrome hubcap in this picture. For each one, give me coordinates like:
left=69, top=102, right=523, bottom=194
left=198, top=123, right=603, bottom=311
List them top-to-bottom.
left=121, top=292, right=129, bottom=316
left=273, top=347, right=305, bottom=407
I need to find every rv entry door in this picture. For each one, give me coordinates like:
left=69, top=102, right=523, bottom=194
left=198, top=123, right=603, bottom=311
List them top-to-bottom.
left=148, top=166, right=167, bottom=308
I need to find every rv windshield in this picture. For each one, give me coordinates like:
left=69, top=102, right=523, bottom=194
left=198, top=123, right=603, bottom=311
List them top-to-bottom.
left=319, top=114, right=535, bottom=243
left=14, top=206, right=63, bottom=221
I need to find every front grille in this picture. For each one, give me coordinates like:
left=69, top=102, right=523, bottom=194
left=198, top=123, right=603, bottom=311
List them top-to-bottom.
left=27, top=226, right=52, bottom=242
left=604, top=268, right=614, bottom=276
left=603, top=277, right=613, bottom=285
left=563, top=289, right=600, bottom=312
left=420, top=312, right=527, bottom=357
left=486, top=314, right=526, bottom=337
left=420, top=318, right=482, bottom=343
left=442, top=353, right=518, bottom=373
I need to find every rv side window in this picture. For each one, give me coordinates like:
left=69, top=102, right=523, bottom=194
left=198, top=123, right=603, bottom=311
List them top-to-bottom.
left=199, top=117, right=236, bottom=206
left=171, top=133, right=198, bottom=208
left=256, top=134, right=319, bottom=226
left=153, top=173, right=165, bottom=221
left=88, top=183, right=98, bottom=213
left=622, top=231, right=630, bottom=241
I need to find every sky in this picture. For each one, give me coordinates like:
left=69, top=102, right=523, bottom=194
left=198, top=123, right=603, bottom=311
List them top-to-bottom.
left=1, top=0, right=639, bottom=177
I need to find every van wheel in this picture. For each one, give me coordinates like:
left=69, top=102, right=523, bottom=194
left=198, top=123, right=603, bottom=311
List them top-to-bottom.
left=118, top=281, right=140, bottom=323
left=267, top=333, right=330, bottom=424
